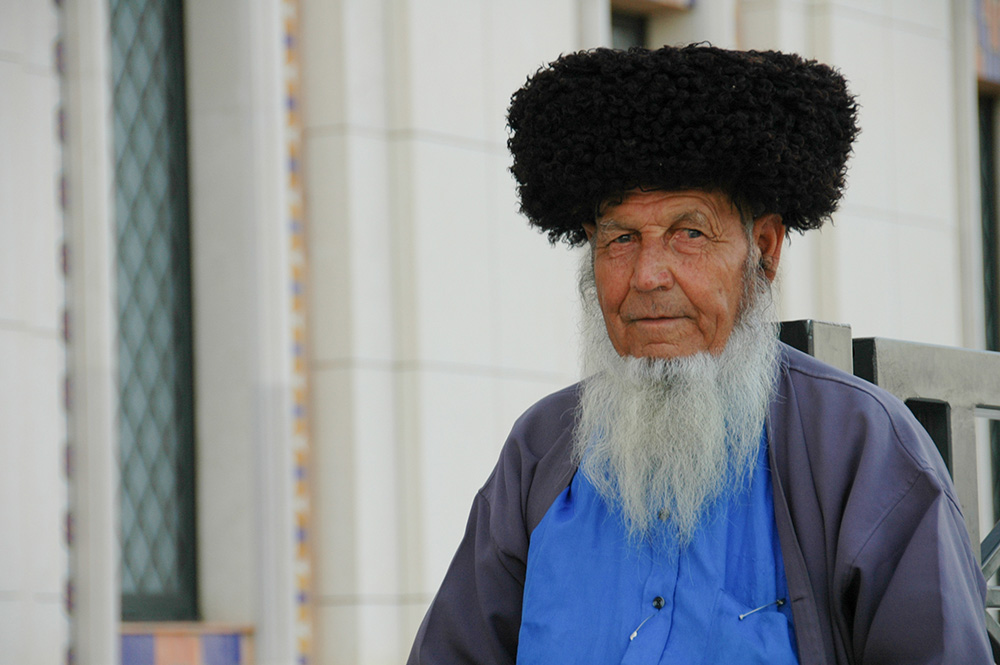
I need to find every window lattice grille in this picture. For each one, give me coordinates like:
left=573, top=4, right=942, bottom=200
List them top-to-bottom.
left=111, top=0, right=197, bottom=621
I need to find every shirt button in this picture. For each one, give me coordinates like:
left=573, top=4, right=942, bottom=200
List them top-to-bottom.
left=653, top=596, right=665, bottom=609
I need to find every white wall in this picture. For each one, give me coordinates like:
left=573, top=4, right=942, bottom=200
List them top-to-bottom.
left=60, top=0, right=124, bottom=660
left=185, top=0, right=300, bottom=663
left=738, top=0, right=973, bottom=347
left=0, top=1, right=69, bottom=663
left=300, top=1, right=592, bottom=662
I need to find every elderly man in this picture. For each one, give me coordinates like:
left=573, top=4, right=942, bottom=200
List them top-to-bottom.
left=408, top=45, right=991, bottom=664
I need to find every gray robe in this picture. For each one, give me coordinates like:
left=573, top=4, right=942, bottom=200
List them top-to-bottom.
left=409, top=344, right=990, bottom=664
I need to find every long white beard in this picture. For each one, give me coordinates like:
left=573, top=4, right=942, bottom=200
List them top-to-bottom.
left=573, top=252, right=780, bottom=545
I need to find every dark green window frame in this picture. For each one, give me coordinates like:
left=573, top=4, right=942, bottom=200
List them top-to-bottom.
left=612, top=11, right=648, bottom=50
left=979, top=95, right=1000, bottom=523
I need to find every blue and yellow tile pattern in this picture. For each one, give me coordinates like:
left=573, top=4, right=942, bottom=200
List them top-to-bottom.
left=283, top=1, right=315, bottom=663
left=121, top=628, right=249, bottom=665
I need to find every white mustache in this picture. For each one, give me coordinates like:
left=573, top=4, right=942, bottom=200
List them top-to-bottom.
left=618, top=298, right=692, bottom=322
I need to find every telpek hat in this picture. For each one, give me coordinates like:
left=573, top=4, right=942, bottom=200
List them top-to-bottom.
left=507, top=44, right=860, bottom=245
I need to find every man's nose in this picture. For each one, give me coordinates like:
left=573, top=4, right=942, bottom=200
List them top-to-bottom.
left=630, top=239, right=676, bottom=292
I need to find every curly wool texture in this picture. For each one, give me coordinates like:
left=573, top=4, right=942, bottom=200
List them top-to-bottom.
left=507, top=45, right=860, bottom=245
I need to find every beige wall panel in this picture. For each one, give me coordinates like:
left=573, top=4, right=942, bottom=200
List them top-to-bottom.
left=0, top=1, right=67, bottom=663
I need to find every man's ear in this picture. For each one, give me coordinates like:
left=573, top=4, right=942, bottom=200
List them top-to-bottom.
left=752, top=214, right=785, bottom=282
left=582, top=222, right=596, bottom=242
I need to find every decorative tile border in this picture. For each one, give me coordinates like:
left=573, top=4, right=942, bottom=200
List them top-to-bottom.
left=55, top=0, right=74, bottom=664
left=979, top=0, right=1000, bottom=85
left=282, top=1, right=315, bottom=663
left=121, top=625, right=252, bottom=665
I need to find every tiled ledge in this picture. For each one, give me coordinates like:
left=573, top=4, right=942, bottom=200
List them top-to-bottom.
left=121, top=623, right=254, bottom=665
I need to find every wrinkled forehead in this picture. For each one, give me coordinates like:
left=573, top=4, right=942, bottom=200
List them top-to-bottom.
left=592, top=188, right=753, bottom=235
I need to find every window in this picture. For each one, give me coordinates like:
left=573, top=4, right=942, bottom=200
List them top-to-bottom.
left=110, top=0, right=198, bottom=621
left=611, top=0, right=693, bottom=49
left=612, top=11, right=648, bottom=50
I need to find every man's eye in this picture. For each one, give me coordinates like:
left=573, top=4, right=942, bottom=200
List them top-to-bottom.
left=683, top=229, right=704, bottom=239
left=610, top=233, right=633, bottom=244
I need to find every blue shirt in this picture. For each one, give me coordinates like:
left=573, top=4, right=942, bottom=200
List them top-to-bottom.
left=517, top=430, right=799, bottom=664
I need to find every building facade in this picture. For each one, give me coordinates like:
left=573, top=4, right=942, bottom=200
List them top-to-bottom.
left=1, top=1, right=996, bottom=664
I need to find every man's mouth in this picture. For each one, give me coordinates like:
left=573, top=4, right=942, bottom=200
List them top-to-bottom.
left=626, top=314, right=687, bottom=323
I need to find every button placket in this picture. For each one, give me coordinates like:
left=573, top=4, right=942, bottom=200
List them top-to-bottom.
left=622, top=542, right=678, bottom=663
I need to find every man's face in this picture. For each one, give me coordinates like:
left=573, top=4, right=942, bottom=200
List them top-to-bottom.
left=583, top=189, right=784, bottom=359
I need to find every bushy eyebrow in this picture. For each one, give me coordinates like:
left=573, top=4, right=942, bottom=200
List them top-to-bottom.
left=670, top=210, right=710, bottom=225
left=593, top=219, right=631, bottom=233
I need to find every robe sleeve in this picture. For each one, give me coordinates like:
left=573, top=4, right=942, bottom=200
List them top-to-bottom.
left=845, top=472, right=991, bottom=664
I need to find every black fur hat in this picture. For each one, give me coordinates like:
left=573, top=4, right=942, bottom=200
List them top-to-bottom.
left=507, top=45, right=859, bottom=245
